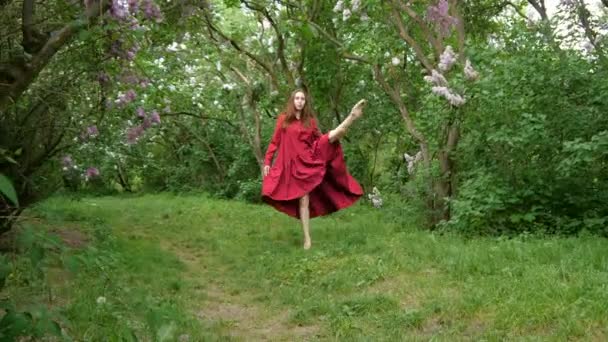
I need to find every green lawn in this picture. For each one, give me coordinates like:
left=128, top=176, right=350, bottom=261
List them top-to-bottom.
left=3, top=193, right=607, bottom=340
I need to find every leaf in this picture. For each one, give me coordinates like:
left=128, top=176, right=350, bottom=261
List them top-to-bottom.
left=78, top=29, right=92, bottom=41
left=4, top=156, right=17, bottom=164
left=0, top=174, right=19, bottom=207
left=29, top=245, right=45, bottom=269
left=0, top=256, right=10, bottom=291
left=0, top=309, right=33, bottom=337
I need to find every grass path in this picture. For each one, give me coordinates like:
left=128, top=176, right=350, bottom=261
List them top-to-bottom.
left=6, top=193, right=608, bottom=340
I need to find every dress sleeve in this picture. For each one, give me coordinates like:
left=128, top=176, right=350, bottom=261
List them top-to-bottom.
left=264, top=114, right=284, bottom=166
left=311, top=117, right=322, bottom=139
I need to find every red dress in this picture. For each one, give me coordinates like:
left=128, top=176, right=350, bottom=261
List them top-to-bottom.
left=261, top=113, right=363, bottom=218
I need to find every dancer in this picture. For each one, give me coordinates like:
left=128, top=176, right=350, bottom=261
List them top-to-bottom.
left=262, top=89, right=366, bottom=249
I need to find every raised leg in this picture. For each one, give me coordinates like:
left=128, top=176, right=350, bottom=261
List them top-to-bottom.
left=328, top=99, right=367, bottom=143
left=299, top=194, right=311, bottom=250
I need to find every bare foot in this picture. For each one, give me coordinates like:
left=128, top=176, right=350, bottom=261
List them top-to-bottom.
left=350, top=99, right=367, bottom=120
left=303, top=239, right=311, bottom=250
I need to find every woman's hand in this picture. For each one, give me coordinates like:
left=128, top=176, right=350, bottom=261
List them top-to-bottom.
left=263, top=165, right=270, bottom=177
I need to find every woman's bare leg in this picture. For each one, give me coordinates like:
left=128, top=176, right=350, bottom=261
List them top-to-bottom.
left=329, top=99, right=367, bottom=143
left=299, top=194, right=312, bottom=250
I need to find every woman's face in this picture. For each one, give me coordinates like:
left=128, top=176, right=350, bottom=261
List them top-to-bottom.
left=293, top=91, right=306, bottom=111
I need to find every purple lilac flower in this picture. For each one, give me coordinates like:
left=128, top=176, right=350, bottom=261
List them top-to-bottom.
left=110, top=0, right=130, bottom=20
left=128, top=0, right=139, bottom=12
left=142, top=0, right=163, bottom=22
left=426, top=0, right=458, bottom=37
left=560, top=0, right=576, bottom=7
left=128, top=17, right=141, bottom=29
left=109, top=40, right=124, bottom=58
left=125, top=47, right=137, bottom=61
left=97, top=71, right=110, bottom=85
left=121, top=72, right=139, bottom=85
left=116, top=89, right=137, bottom=106
left=136, top=107, right=146, bottom=118
left=150, top=110, right=161, bottom=124
left=141, top=117, right=152, bottom=129
left=87, top=125, right=99, bottom=137
left=126, top=125, right=145, bottom=144
left=62, top=155, right=73, bottom=168
left=86, top=167, right=100, bottom=178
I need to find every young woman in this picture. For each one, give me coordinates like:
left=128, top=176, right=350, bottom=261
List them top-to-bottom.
left=261, top=89, right=366, bottom=249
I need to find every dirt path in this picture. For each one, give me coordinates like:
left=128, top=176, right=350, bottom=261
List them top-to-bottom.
left=161, top=241, right=321, bottom=341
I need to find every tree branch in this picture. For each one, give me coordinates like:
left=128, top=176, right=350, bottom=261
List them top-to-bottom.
left=0, top=0, right=110, bottom=111
left=394, top=0, right=444, bottom=57
left=448, top=0, right=466, bottom=62
left=528, top=0, right=548, bottom=21
left=576, top=0, right=605, bottom=60
left=242, top=1, right=296, bottom=88
left=502, top=1, right=531, bottom=21
left=389, top=4, right=434, bottom=72
left=201, top=7, right=280, bottom=91
left=303, top=20, right=370, bottom=64
left=373, top=64, right=426, bottom=145
left=162, top=111, right=238, bottom=129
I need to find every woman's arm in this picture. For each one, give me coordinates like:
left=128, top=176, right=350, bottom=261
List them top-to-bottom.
left=264, top=114, right=284, bottom=166
left=311, top=117, right=322, bottom=139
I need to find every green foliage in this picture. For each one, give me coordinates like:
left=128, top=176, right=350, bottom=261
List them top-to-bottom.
left=2, top=0, right=608, bottom=239
left=447, top=40, right=608, bottom=235
left=0, top=174, right=18, bottom=207
left=10, top=194, right=607, bottom=340
left=1, top=217, right=212, bottom=340
left=0, top=228, right=65, bottom=340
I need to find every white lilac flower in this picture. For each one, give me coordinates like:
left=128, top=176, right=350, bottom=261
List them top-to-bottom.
left=333, top=0, right=344, bottom=13
left=352, top=0, right=361, bottom=12
left=343, top=8, right=352, bottom=21
left=360, top=11, right=369, bottom=21
left=167, top=42, right=179, bottom=51
left=438, top=45, right=457, bottom=72
left=391, top=57, right=400, bottom=66
left=464, top=59, right=479, bottom=80
left=424, top=69, right=448, bottom=86
left=431, top=86, right=466, bottom=107
left=431, top=86, right=451, bottom=97
left=447, top=92, right=466, bottom=106
left=404, top=151, right=423, bottom=175
left=367, top=187, right=383, bottom=208
left=96, top=296, right=107, bottom=305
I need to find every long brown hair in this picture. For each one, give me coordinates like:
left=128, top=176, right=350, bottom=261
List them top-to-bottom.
left=282, top=89, right=315, bottom=128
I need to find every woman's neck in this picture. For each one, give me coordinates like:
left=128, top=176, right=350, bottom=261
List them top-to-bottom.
left=295, top=111, right=301, bottom=120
